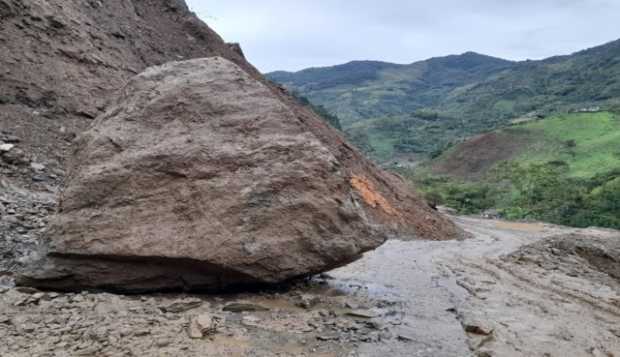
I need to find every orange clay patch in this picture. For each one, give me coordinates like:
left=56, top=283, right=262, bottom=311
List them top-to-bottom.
left=350, top=175, right=399, bottom=216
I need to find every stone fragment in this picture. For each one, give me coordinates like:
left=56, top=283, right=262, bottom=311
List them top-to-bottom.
left=0, top=143, right=14, bottom=152
left=30, top=162, right=45, bottom=171
left=291, top=294, right=319, bottom=309
left=159, top=298, right=203, bottom=313
left=223, top=303, right=269, bottom=313
left=345, top=309, right=380, bottom=319
left=188, top=314, right=221, bottom=339
left=462, top=319, right=494, bottom=336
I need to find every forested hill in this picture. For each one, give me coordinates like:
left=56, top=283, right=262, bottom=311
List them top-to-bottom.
left=267, top=39, right=620, bottom=161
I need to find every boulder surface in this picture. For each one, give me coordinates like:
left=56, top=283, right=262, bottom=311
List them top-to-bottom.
left=17, top=58, right=464, bottom=292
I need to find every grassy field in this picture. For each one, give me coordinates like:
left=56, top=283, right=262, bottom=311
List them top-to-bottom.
left=409, top=111, right=620, bottom=229
left=431, top=111, right=620, bottom=179
left=514, top=112, right=620, bottom=177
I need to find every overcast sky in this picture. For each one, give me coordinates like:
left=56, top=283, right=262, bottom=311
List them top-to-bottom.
left=186, top=0, right=620, bottom=73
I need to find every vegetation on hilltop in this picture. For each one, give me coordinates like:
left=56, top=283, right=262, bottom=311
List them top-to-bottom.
left=268, top=39, right=620, bottom=161
left=291, top=91, right=343, bottom=130
left=407, top=111, right=620, bottom=229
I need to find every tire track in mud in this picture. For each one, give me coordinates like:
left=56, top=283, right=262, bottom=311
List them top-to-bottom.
left=443, top=218, right=620, bottom=356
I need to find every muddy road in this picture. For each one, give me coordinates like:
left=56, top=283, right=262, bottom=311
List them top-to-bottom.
left=1, top=214, right=619, bottom=356
left=332, top=216, right=620, bottom=356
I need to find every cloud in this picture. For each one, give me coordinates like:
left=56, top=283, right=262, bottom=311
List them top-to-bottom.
left=187, top=0, right=620, bottom=72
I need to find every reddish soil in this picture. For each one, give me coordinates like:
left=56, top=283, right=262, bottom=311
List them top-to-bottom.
left=431, top=129, right=533, bottom=179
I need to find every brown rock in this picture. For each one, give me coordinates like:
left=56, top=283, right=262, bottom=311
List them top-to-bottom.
left=0, top=0, right=256, bottom=182
left=9, top=0, right=464, bottom=292
left=16, top=56, right=463, bottom=292
left=159, top=298, right=203, bottom=313
left=223, top=303, right=270, bottom=313
left=345, top=309, right=380, bottom=319
left=188, top=314, right=220, bottom=339
left=462, top=319, right=494, bottom=336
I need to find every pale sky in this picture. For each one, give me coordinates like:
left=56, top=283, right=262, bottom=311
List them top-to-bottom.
left=186, top=0, right=620, bottom=72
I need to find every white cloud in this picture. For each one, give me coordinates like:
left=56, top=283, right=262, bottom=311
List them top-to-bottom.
left=186, top=0, right=620, bottom=72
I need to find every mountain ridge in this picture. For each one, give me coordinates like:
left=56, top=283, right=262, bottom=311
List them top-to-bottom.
left=267, top=38, right=620, bottom=161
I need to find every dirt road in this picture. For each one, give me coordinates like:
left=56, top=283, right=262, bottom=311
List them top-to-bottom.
left=331, top=215, right=620, bottom=356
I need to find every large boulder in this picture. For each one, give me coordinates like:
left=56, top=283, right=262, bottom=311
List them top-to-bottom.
left=17, top=57, right=464, bottom=292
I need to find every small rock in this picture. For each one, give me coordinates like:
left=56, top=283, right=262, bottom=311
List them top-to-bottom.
left=2, top=135, right=20, bottom=143
left=0, top=143, right=14, bottom=152
left=1, top=147, right=28, bottom=165
left=30, top=162, right=45, bottom=171
left=31, top=174, right=49, bottom=182
left=317, top=273, right=334, bottom=280
left=1, top=284, right=16, bottom=298
left=15, top=286, right=39, bottom=294
left=296, top=294, right=321, bottom=309
left=14, top=297, right=29, bottom=306
left=159, top=297, right=203, bottom=313
left=344, top=301, right=359, bottom=309
left=222, top=303, right=269, bottom=313
left=317, top=309, right=330, bottom=317
left=345, top=309, right=379, bottom=319
left=188, top=313, right=221, bottom=339
left=241, top=315, right=261, bottom=327
left=364, top=320, right=383, bottom=330
left=463, top=320, right=494, bottom=336
left=22, top=324, right=36, bottom=333
left=88, top=327, right=109, bottom=342
left=133, top=329, right=151, bottom=337
left=316, top=334, right=340, bottom=341
left=397, top=334, right=414, bottom=342
left=156, top=339, right=172, bottom=348
left=75, top=344, right=101, bottom=356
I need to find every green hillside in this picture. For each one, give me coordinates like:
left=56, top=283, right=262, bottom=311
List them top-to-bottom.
left=268, top=39, right=620, bottom=161
left=408, top=111, right=620, bottom=229
left=433, top=111, right=620, bottom=179
left=514, top=112, right=620, bottom=178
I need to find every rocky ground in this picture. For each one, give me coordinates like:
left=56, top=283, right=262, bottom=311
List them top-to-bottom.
left=0, top=130, right=59, bottom=276
left=2, top=134, right=620, bottom=356
left=0, top=278, right=408, bottom=356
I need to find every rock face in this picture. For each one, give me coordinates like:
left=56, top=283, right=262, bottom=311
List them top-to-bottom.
left=0, top=0, right=254, bottom=176
left=0, top=0, right=268, bottom=276
left=4, top=0, right=465, bottom=292
left=17, top=57, right=464, bottom=292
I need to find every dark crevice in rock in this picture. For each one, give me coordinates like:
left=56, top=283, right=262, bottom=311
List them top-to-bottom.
left=17, top=252, right=274, bottom=294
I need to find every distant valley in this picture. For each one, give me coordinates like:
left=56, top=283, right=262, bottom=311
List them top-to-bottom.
left=268, top=38, right=620, bottom=229
left=267, top=39, right=620, bottom=162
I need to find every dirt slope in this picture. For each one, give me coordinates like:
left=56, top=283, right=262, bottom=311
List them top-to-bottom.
left=0, top=0, right=251, bottom=176
left=431, top=130, right=532, bottom=179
